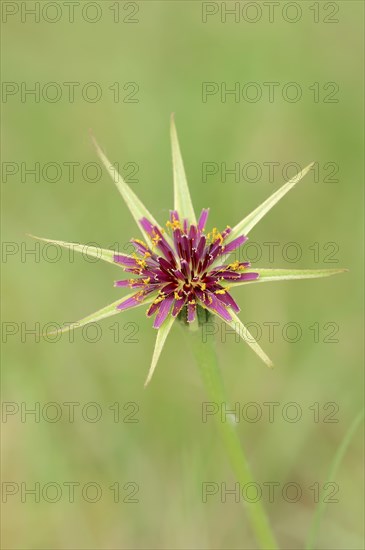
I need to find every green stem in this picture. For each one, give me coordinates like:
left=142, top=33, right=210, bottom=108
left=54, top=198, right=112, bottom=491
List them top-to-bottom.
left=189, top=327, right=279, bottom=550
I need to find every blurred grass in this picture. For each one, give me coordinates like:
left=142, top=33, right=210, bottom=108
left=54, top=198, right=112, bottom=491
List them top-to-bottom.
left=1, top=2, right=364, bottom=549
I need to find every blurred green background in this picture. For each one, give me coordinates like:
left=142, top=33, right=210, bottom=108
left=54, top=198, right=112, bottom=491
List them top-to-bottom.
left=2, top=1, right=364, bottom=549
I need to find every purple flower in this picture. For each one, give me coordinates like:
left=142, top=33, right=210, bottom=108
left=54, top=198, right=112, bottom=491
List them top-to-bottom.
left=32, top=115, right=347, bottom=385
left=114, top=209, right=256, bottom=328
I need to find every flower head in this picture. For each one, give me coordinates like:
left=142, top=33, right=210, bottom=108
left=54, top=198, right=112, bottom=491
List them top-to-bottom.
left=31, top=115, right=347, bottom=386
left=114, top=209, right=257, bottom=327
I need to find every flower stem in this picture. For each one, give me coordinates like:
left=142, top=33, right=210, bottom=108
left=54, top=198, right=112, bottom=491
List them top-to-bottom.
left=189, top=327, right=279, bottom=550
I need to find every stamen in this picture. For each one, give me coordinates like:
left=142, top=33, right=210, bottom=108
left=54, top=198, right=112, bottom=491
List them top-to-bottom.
left=166, top=218, right=181, bottom=231
left=229, top=261, right=240, bottom=271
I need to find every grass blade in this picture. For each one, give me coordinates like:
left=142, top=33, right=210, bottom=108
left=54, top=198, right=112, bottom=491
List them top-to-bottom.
left=305, top=410, right=364, bottom=549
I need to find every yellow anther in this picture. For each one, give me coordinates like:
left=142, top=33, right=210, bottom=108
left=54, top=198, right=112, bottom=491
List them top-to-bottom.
left=166, top=218, right=181, bottom=231
left=208, top=227, right=223, bottom=244
left=151, top=233, right=160, bottom=248
left=131, top=253, right=146, bottom=269
left=136, top=258, right=147, bottom=269
left=228, top=261, right=240, bottom=271
left=142, top=278, right=150, bottom=285
left=200, top=282, right=206, bottom=291
left=215, top=289, right=226, bottom=295
left=136, top=291, right=144, bottom=302
left=174, top=291, right=181, bottom=300
left=153, top=294, right=165, bottom=305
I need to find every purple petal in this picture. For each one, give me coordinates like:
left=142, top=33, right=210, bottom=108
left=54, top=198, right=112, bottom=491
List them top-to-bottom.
left=198, top=209, right=209, bottom=232
left=169, top=210, right=180, bottom=222
left=139, top=217, right=155, bottom=236
left=189, top=224, right=197, bottom=247
left=221, top=226, right=232, bottom=240
left=153, top=227, right=175, bottom=257
left=172, top=228, right=182, bottom=255
left=181, top=235, right=191, bottom=262
left=196, top=235, right=206, bottom=259
left=223, top=235, right=247, bottom=253
left=131, top=239, right=155, bottom=257
left=207, top=244, right=223, bottom=265
left=191, top=248, right=199, bottom=271
left=114, top=254, right=138, bottom=267
left=158, top=257, right=174, bottom=274
left=180, top=259, right=191, bottom=279
left=211, top=261, right=251, bottom=273
left=172, top=269, right=185, bottom=282
left=218, top=271, right=243, bottom=280
left=231, top=272, right=259, bottom=282
left=114, top=280, right=131, bottom=287
left=161, top=282, right=178, bottom=295
left=215, top=290, right=240, bottom=313
left=201, top=292, right=232, bottom=322
left=117, top=293, right=145, bottom=311
left=153, top=296, right=174, bottom=328
left=172, top=297, right=186, bottom=317
left=147, top=300, right=161, bottom=317
left=187, top=302, right=196, bottom=323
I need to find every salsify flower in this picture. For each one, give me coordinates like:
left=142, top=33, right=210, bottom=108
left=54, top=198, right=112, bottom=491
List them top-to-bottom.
left=32, top=116, right=346, bottom=386
left=114, top=210, right=257, bottom=326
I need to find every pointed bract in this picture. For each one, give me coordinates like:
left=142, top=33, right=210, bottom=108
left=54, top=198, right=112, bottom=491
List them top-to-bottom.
left=170, top=114, right=196, bottom=224
left=91, top=133, right=164, bottom=244
left=226, top=163, right=314, bottom=248
left=29, top=235, right=120, bottom=265
left=231, top=268, right=348, bottom=286
left=46, top=293, right=155, bottom=336
left=227, top=311, right=274, bottom=368
left=144, top=315, right=175, bottom=386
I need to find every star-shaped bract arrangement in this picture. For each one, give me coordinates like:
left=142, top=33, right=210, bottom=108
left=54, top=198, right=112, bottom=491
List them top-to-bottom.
left=32, top=116, right=346, bottom=386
